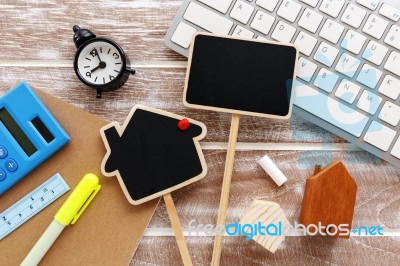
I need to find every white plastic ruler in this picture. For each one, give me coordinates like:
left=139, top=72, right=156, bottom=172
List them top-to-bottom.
left=0, top=173, right=69, bottom=240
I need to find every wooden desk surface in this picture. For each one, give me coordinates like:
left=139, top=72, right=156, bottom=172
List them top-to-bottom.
left=1, top=1, right=399, bottom=265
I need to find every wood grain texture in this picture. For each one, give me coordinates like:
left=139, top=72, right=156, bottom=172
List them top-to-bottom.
left=0, top=0, right=185, bottom=61
left=0, top=1, right=399, bottom=265
left=0, top=67, right=344, bottom=143
left=212, top=114, right=240, bottom=266
left=134, top=150, right=400, bottom=265
left=146, top=150, right=399, bottom=228
left=300, top=161, right=358, bottom=238
left=164, top=194, right=193, bottom=266
left=239, top=200, right=291, bottom=253
left=133, top=235, right=400, bottom=266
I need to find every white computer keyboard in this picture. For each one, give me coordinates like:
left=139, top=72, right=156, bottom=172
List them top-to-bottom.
left=164, top=0, right=400, bottom=168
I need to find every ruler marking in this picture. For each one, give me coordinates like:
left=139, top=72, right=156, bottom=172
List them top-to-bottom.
left=0, top=173, right=70, bottom=240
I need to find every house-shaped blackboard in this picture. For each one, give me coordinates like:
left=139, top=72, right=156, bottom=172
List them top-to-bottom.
left=100, top=105, right=207, bottom=205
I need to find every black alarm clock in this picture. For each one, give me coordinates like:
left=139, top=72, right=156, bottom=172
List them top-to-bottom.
left=72, top=25, right=135, bottom=98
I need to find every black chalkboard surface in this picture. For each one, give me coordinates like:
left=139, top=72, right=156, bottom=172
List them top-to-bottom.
left=184, top=33, right=298, bottom=118
left=183, top=34, right=299, bottom=263
left=100, top=105, right=207, bottom=205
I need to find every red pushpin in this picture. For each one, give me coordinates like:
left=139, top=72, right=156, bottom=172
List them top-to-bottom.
left=178, top=118, right=190, bottom=131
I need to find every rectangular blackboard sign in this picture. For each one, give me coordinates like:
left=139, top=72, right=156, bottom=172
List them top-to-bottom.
left=184, top=33, right=298, bottom=119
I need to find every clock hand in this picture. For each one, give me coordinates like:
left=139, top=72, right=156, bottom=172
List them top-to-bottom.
left=90, top=48, right=103, bottom=63
left=94, top=48, right=102, bottom=63
left=91, top=61, right=107, bottom=73
left=91, top=65, right=100, bottom=73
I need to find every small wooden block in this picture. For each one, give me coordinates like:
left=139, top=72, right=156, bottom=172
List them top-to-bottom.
left=300, top=161, right=357, bottom=239
left=240, top=200, right=291, bottom=253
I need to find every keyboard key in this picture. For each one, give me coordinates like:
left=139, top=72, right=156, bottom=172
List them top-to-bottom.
left=198, top=0, right=234, bottom=13
left=230, top=0, right=255, bottom=24
left=256, top=0, right=279, bottom=12
left=277, top=0, right=302, bottom=23
left=300, top=0, right=320, bottom=8
left=319, top=0, right=345, bottom=18
left=356, top=0, right=380, bottom=11
left=184, top=3, right=233, bottom=34
left=379, top=3, right=400, bottom=22
left=341, top=4, right=367, bottom=28
left=298, top=8, right=323, bottom=33
left=250, top=10, right=275, bottom=35
left=362, top=14, right=388, bottom=39
left=319, top=19, right=344, bottom=44
left=271, top=21, right=296, bottom=42
left=171, top=22, right=197, bottom=48
left=232, top=25, right=254, bottom=38
left=384, top=25, right=400, bottom=50
left=340, top=30, right=367, bottom=54
left=341, top=30, right=366, bottom=54
left=294, top=32, right=317, bottom=56
left=362, top=41, right=388, bottom=66
left=314, top=42, right=339, bottom=67
left=384, top=52, right=400, bottom=77
left=335, top=53, right=361, bottom=78
left=297, top=57, right=317, bottom=82
left=356, top=64, right=382, bottom=89
left=314, top=68, right=339, bottom=93
left=379, top=75, right=400, bottom=100
left=335, top=79, right=361, bottom=104
left=294, top=81, right=369, bottom=137
left=356, top=90, right=382, bottom=115
left=379, top=101, right=400, bottom=126
left=364, top=121, right=396, bottom=151
left=390, top=136, right=400, bottom=159
left=0, top=146, right=7, bottom=159
left=5, top=159, right=18, bottom=172
left=0, top=168, right=5, bottom=181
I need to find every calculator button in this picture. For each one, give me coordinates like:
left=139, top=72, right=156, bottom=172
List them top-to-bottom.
left=0, top=146, right=7, bottom=159
left=5, top=159, right=18, bottom=172
left=0, top=168, right=6, bottom=181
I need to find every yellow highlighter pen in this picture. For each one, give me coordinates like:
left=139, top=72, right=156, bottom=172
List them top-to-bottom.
left=21, top=174, right=101, bottom=266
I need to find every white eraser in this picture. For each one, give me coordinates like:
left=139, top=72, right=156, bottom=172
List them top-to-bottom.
left=258, top=155, right=287, bottom=186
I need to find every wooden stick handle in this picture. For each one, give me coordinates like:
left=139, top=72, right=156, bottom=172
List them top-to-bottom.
left=211, top=114, right=240, bottom=266
left=163, top=193, right=193, bottom=266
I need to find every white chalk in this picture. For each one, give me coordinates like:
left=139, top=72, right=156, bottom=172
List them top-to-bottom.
left=258, top=155, right=288, bottom=186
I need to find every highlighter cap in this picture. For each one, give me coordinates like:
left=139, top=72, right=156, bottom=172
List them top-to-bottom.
left=54, top=173, right=101, bottom=225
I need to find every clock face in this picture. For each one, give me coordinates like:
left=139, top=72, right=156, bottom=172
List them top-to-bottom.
left=76, top=39, right=124, bottom=86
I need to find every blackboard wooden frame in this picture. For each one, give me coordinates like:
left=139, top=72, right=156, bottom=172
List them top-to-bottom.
left=182, top=33, right=298, bottom=265
left=183, top=33, right=299, bottom=119
left=100, top=105, right=208, bottom=205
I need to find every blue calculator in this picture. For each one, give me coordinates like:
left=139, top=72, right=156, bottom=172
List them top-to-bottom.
left=0, top=82, right=70, bottom=195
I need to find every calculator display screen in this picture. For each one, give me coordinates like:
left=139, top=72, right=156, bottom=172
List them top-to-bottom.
left=0, top=108, right=37, bottom=156
left=32, top=116, right=54, bottom=143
